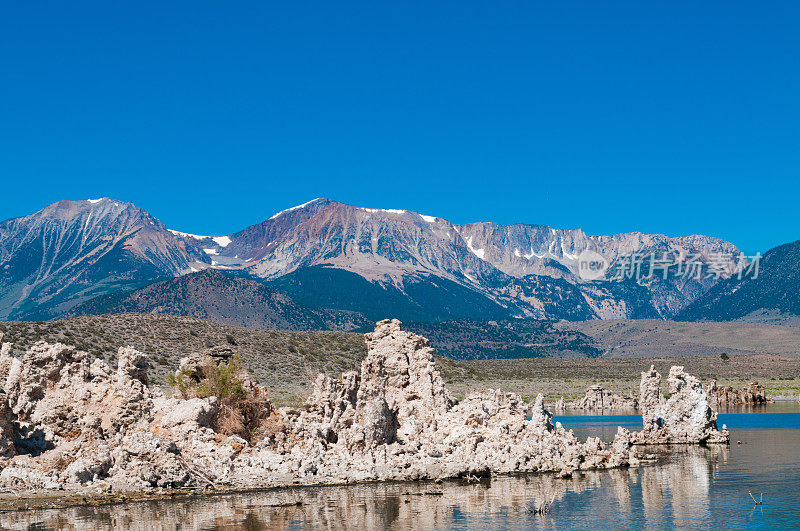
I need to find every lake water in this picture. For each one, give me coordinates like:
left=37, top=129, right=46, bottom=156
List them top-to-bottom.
left=3, top=403, right=799, bottom=530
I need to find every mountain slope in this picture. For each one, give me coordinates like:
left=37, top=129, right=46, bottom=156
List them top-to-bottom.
left=0, top=197, right=748, bottom=324
left=0, top=198, right=210, bottom=320
left=217, top=199, right=742, bottom=320
left=223, top=199, right=501, bottom=285
left=676, top=240, right=800, bottom=323
left=266, top=265, right=514, bottom=323
left=69, top=269, right=369, bottom=331
left=403, top=319, right=603, bottom=359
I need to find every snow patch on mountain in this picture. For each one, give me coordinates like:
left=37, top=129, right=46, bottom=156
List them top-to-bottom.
left=269, top=198, right=322, bottom=220
left=362, top=208, right=407, bottom=215
left=419, top=214, right=437, bottom=223
left=168, top=229, right=208, bottom=240
left=212, top=236, right=232, bottom=247
left=464, top=236, right=486, bottom=260
left=561, top=241, right=577, bottom=260
left=524, top=247, right=543, bottom=260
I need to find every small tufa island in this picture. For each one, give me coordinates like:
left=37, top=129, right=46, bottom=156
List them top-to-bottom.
left=0, top=320, right=727, bottom=496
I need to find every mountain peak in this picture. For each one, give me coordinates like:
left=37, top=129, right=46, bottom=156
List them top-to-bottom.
left=0, top=196, right=753, bottom=323
left=0, top=197, right=209, bottom=319
left=268, top=198, right=329, bottom=220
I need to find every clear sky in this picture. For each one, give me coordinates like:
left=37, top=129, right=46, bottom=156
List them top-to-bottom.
left=1, top=2, right=798, bottom=255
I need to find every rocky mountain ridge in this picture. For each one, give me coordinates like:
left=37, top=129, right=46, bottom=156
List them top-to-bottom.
left=0, top=197, right=747, bottom=322
left=0, top=198, right=210, bottom=320
left=215, top=199, right=743, bottom=320
left=677, top=239, right=800, bottom=324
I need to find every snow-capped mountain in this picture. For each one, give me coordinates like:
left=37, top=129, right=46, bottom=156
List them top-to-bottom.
left=0, top=197, right=744, bottom=322
left=0, top=198, right=210, bottom=319
left=212, top=199, right=740, bottom=320
left=222, top=199, right=499, bottom=284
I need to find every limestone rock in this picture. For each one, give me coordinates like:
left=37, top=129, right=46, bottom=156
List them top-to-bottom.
left=361, top=319, right=453, bottom=440
left=0, top=320, right=729, bottom=497
left=274, top=321, right=638, bottom=483
left=0, top=333, right=17, bottom=387
left=0, top=339, right=195, bottom=491
left=6, top=342, right=151, bottom=441
left=116, top=346, right=149, bottom=385
left=177, top=346, right=236, bottom=383
left=631, top=365, right=729, bottom=445
left=705, top=380, right=773, bottom=408
left=570, top=385, right=638, bottom=410
left=0, top=390, right=16, bottom=458
left=529, top=393, right=554, bottom=433
left=155, top=397, right=218, bottom=434
left=553, top=397, right=566, bottom=411
left=109, top=429, right=191, bottom=489
left=64, top=443, right=112, bottom=484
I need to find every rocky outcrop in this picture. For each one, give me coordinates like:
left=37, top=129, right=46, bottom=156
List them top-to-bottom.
left=0, top=320, right=729, bottom=498
left=272, top=320, right=638, bottom=482
left=6, top=342, right=152, bottom=445
left=175, top=345, right=235, bottom=382
left=117, top=346, right=149, bottom=385
left=630, top=365, right=729, bottom=445
left=705, top=380, right=773, bottom=408
left=569, top=385, right=638, bottom=410
left=0, top=389, right=15, bottom=458
left=553, top=396, right=566, bottom=411
left=153, top=397, right=218, bottom=435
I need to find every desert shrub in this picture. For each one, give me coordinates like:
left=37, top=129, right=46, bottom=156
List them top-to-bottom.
left=167, top=355, right=274, bottom=442
left=197, top=358, right=246, bottom=401
left=166, top=368, right=195, bottom=399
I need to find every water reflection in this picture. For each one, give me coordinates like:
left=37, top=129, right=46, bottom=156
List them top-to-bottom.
left=3, top=424, right=798, bottom=529
left=642, top=445, right=726, bottom=528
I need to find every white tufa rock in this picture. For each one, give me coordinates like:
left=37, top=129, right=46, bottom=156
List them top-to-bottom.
left=0, top=321, right=729, bottom=497
left=630, top=365, right=729, bottom=444
left=569, top=385, right=638, bottom=410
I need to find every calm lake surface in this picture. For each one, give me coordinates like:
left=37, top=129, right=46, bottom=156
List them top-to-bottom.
left=3, top=403, right=799, bottom=530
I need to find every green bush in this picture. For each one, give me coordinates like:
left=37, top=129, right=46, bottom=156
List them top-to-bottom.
left=167, top=355, right=246, bottom=401
left=198, top=357, right=246, bottom=401
left=166, top=368, right=195, bottom=399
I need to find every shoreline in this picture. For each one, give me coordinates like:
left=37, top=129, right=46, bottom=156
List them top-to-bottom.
left=0, top=321, right=731, bottom=501
left=0, top=455, right=668, bottom=513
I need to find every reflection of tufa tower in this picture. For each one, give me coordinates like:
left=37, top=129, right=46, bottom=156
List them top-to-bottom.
left=640, top=444, right=726, bottom=527
left=609, top=468, right=633, bottom=512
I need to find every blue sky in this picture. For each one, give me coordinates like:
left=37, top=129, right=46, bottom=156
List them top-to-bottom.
left=1, top=2, right=798, bottom=255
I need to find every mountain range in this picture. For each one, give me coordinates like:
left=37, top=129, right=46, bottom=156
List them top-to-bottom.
left=1, top=197, right=789, bottom=327
left=676, top=239, right=800, bottom=325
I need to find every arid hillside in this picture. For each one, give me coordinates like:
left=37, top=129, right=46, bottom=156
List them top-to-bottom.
left=1, top=314, right=798, bottom=405
left=560, top=319, right=800, bottom=358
